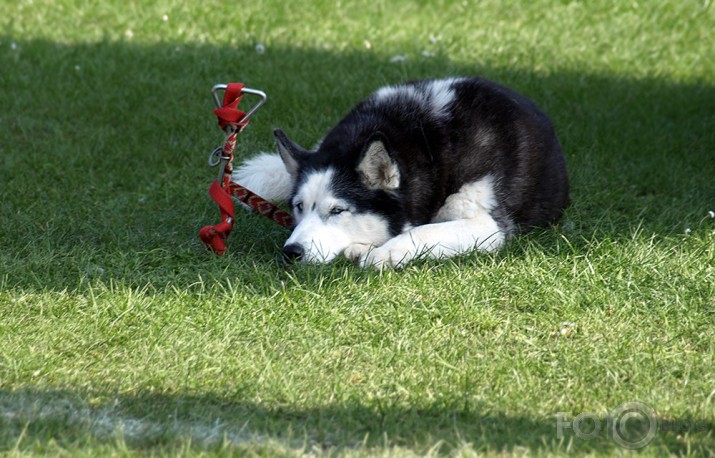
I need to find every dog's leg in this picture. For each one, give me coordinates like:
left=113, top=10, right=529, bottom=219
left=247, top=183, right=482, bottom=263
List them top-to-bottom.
left=232, top=152, right=292, bottom=203
left=360, top=175, right=507, bottom=268
left=359, top=213, right=505, bottom=269
left=344, top=243, right=374, bottom=262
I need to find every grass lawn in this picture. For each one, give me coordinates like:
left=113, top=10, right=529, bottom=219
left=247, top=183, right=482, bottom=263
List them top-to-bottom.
left=1, top=0, right=714, bottom=455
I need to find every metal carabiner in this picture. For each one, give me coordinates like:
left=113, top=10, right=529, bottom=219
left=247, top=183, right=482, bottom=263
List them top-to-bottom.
left=208, top=146, right=224, bottom=167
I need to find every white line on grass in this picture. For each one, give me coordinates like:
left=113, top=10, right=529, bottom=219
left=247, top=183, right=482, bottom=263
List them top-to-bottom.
left=0, top=394, right=273, bottom=449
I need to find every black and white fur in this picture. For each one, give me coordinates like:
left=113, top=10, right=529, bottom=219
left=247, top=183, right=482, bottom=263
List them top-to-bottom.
left=234, top=77, right=569, bottom=268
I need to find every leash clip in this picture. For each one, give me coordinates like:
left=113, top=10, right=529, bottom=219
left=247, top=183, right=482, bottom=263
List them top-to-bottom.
left=208, top=84, right=268, bottom=167
left=211, top=84, right=267, bottom=126
left=208, top=146, right=224, bottom=166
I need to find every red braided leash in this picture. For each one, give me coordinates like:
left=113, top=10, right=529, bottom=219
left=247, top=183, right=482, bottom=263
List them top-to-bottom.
left=199, top=83, right=293, bottom=255
left=229, top=184, right=293, bottom=228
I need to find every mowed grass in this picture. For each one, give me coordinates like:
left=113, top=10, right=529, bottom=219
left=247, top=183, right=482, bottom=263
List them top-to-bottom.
left=1, top=0, right=714, bottom=456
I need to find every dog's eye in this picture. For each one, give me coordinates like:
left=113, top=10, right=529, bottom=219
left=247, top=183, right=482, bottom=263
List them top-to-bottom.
left=294, top=202, right=304, bottom=212
left=329, top=207, right=347, bottom=216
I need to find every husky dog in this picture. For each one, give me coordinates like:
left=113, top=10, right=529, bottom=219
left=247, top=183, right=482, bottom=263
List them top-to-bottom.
left=234, top=77, right=569, bottom=268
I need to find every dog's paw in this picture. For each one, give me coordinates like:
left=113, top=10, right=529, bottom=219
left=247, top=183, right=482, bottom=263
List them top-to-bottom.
left=344, top=243, right=373, bottom=261
left=359, top=244, right=415, bottom=269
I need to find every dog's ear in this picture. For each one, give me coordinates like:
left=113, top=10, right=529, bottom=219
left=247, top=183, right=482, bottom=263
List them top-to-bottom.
left=274, top=128, right=308, bottom=177
left=357, top=133, right=400, bottom=191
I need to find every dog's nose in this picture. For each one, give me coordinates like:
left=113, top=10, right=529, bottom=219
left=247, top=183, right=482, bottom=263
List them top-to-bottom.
left=282, top=243, right=305, bottom=263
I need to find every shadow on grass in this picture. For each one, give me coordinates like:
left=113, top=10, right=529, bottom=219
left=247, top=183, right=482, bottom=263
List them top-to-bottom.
left=1, top=37, right=714, bottom=291
left=1, top=388, right=712, bottom=454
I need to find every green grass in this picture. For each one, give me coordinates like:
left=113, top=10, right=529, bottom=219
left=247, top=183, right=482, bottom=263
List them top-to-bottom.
left=1, top=0, right=714, bottom=455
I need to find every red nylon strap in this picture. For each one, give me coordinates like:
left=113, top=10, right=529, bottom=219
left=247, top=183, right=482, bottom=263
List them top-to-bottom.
left=213, top=83, right=249, bottom=129
left=199, top=180, right=235, bottom=255
left=199, top=180, right=293, bottom=254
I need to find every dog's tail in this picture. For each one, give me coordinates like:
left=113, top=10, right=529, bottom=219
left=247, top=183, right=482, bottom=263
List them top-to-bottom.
left=231, top=152, right=292, bottom=203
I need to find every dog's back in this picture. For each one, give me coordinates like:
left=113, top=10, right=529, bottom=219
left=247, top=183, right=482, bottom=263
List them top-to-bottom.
left=320, top=77, right=569, bottom=233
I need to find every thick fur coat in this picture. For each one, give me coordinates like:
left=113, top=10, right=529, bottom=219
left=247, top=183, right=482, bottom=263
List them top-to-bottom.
left=234, top=77, right=569, bottom=268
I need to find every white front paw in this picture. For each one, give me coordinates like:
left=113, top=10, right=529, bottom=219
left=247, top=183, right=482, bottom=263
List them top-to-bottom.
left=344, top=243, right=372, bottom=261
left=359, top=243, right=415, bottom=269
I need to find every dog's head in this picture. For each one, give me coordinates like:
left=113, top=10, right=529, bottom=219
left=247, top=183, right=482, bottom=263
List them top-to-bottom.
left=274, top=129, right=404, bottom=264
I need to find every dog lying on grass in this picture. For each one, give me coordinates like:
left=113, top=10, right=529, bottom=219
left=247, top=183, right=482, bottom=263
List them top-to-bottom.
left=234, top=77, right=569, bottom=268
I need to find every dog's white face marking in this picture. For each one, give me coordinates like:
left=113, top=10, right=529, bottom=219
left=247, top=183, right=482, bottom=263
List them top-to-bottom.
left=284, top=169, right=392, bottom=263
